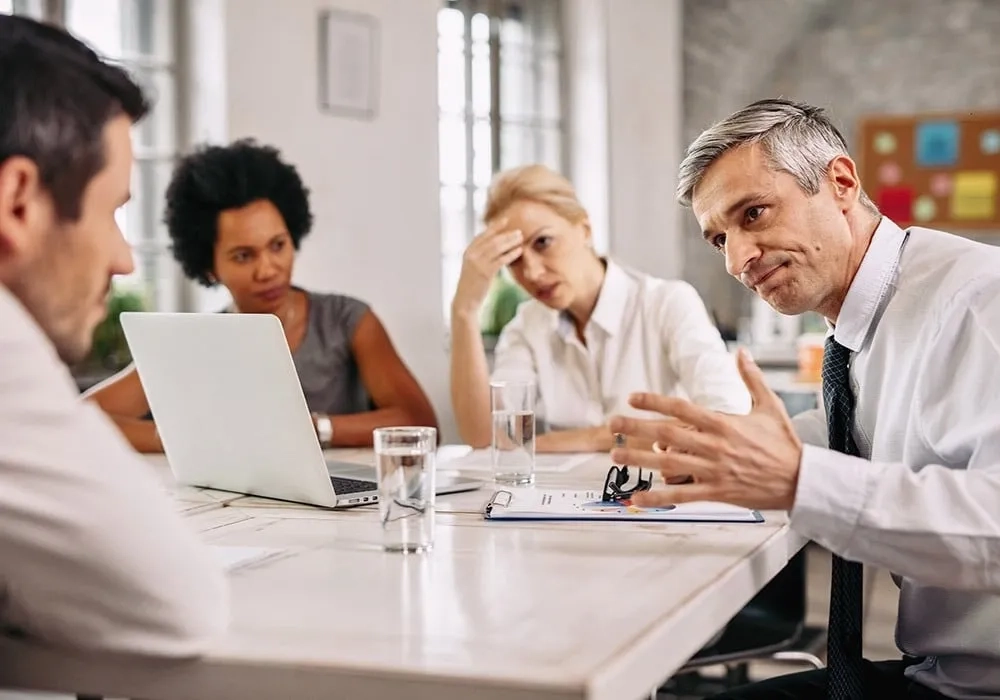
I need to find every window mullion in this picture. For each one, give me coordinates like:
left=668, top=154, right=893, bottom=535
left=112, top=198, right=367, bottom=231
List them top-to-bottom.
left=41, top=0, right=63, bottom=24
left=488, top=0, right=501, bottom=174
left=462, top=1, right=476, bottom=243
left=531, top=2, right=543, bottom=163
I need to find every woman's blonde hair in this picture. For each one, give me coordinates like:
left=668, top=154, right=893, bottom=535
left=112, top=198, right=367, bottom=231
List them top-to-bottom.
left=483, top=163, right=588, bottom=225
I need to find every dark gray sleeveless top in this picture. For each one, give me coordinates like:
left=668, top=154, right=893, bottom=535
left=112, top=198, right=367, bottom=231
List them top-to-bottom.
left=291, top=290, right=372, bottom=415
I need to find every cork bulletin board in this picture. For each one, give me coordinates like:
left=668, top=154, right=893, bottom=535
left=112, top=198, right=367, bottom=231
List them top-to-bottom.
left=857, top=111, right=1000, bottom=230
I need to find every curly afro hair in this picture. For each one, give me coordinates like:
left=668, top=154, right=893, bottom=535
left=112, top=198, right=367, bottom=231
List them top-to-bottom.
left=164, top=138, right=314, bottom=286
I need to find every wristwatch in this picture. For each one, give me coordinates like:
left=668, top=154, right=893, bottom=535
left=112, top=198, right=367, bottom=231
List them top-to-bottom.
left=311, top=412, right=333, bottom=447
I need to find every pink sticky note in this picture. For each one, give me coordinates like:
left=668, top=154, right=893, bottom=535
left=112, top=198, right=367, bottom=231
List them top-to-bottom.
left=878, top=162, right=902, bottom=185
left=930, top=173, right=952, bottom=197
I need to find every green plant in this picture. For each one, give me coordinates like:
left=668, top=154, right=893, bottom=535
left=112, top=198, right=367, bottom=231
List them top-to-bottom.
left=480, top=270, right=529, bottom=337
left=86, top=286, right=147, bottom=371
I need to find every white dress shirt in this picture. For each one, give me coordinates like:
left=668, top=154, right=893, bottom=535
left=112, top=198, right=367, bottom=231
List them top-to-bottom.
left=791, top=217, right=1000, bottom=699
left=491, top=260, right=751, bottom=429
left=0, top=285, right=228, bottom=656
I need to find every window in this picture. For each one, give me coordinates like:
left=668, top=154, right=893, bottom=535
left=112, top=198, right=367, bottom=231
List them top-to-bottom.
left=0, top=0, right=43, bottom=16
left=65, top=0, right=182, bottom=311
left=437, top=0, right=564, bottom=325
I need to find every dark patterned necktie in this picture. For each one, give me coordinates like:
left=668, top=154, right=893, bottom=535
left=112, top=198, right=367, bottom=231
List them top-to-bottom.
left=822, top=335, right=865, bottom=699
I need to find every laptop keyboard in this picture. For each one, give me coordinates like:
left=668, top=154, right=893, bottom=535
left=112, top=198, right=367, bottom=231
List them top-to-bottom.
left=330, top=476, right=376, bottom=495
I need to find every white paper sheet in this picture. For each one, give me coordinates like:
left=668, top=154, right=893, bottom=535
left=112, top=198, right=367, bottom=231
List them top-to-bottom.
left=439, top=449, right=593, bottom=473
left=485, top=488, right=763, bottom=522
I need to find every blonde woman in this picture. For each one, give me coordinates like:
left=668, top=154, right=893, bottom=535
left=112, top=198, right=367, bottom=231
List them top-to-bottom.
left=449, top=164, right=751, bottom=453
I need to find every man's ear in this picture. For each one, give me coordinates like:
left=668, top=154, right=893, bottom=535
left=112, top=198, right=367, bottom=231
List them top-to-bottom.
left=827, top=154, right=862, bottom=210
left=0, top=156, right=47, bottom=259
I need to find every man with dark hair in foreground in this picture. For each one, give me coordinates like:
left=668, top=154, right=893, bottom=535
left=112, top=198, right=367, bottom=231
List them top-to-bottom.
left=0, top=14, right=227, bottom=655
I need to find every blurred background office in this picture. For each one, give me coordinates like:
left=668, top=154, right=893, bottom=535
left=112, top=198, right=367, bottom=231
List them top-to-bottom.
left=3, top=0, right=997, bottom=690
left=5, top=0, right=997, bottom=441
left=7, top=0, right=996, bottom=439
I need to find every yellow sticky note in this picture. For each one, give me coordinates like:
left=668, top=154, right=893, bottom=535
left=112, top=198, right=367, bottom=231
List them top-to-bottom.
left=951, top=171, right=997, bottom=220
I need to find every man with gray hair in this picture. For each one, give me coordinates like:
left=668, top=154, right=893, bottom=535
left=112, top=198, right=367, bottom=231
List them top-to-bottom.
left=610, top=98, right=1000, bottom=699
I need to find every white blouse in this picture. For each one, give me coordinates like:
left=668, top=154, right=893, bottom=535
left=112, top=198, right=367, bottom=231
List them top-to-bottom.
left=491, top=260, right=751, bottom=429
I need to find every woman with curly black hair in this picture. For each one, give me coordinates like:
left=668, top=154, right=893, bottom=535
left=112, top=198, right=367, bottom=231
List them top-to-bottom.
left=87, top=139, right=438, bottom=452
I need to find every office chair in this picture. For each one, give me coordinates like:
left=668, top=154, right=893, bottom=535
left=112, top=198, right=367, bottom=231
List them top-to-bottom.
left=658, top=549, right=824, bottom=696
left=659, top=551, right=883, bottom=697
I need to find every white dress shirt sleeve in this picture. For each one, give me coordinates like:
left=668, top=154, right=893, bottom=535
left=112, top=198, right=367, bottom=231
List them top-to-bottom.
left=659, top=282, right=752, bottom=415
left=791, top=283, right=1000, bottom=592
left=0, top=291, right=228, bottom=656
left=792, top=406, right=829, bottom=447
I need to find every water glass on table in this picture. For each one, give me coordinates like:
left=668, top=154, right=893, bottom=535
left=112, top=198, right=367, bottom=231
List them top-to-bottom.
left=490, top=379, right=536, bottom=485
left=373, top=426, right=437, bottom=553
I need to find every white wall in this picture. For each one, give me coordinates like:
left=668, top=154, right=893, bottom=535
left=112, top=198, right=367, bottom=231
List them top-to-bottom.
left=183, top=0, right=684, bottom=444
left=213, top=0, right=454, bottom=440
left=563, top=0, right=611, bottom=254
left=565, top=0, right=685, bottom=280
left=606, top=0, right=685, bottom=280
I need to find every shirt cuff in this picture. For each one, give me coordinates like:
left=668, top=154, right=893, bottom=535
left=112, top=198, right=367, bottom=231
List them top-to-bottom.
left=789, top=443, right=872, bottom=554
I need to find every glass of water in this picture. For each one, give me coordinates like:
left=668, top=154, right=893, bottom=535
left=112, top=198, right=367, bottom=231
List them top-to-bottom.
left=490, top=380, right=536, bottom=485
left=373, top=427, right=437, bottom=553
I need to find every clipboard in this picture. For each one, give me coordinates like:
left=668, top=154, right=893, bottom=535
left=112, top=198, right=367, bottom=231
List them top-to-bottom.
left=483, top=488, right=764, bottom=523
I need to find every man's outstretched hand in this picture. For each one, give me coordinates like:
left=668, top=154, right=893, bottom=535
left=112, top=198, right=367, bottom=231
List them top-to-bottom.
left=609, top=349, right=804, bottom=511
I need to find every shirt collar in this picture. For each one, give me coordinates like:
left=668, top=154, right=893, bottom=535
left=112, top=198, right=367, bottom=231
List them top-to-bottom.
left=833, top=217, right=908, bottom=352
left=553, top=259, right=631, bottom=340
left=588, top=259, right=630, bottom=336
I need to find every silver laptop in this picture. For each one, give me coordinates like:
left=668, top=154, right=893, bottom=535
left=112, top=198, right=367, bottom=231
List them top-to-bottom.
left=119, top=311, right=482, bottom=509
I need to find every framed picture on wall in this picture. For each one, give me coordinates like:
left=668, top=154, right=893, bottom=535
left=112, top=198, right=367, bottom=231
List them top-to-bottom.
left=317, top=8, right=379, bottom=120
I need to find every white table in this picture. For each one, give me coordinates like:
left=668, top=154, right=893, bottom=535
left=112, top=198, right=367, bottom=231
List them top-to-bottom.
left=0, top=451, right=806, bottom=700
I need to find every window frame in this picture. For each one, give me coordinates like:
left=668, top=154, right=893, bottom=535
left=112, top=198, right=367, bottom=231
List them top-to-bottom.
left=55, top=0, right=185, bottom=312
left=437, top=0, right=567, bottom=328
